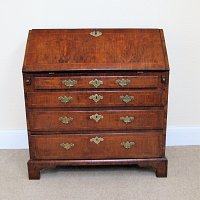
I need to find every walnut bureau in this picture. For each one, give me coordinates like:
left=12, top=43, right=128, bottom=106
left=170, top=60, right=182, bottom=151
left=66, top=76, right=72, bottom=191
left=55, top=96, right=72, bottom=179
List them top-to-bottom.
left=22, top=29, right=169, bottom=179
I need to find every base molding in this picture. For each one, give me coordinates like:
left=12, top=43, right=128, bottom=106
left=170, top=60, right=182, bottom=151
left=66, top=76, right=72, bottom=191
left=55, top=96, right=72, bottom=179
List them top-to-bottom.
left=27, top=157, right=168, bottom=179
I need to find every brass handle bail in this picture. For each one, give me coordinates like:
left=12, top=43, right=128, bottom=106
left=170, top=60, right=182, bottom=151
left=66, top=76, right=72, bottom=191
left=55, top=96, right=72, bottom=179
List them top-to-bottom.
left=62, top=79, right=77, bottom=87
left=116, top=79, right=131, bottom=87
left=120, top=95, right=134, bottom=103
left=58, top=96, right=72, bottom=103
left=59, top=116, right=73, bottom=124
left=120, top=116, right=134, bottom=124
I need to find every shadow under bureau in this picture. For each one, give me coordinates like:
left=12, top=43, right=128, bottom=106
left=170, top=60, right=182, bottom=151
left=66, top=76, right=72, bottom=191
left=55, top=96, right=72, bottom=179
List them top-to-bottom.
left=22, top=29, right=169, bottom=179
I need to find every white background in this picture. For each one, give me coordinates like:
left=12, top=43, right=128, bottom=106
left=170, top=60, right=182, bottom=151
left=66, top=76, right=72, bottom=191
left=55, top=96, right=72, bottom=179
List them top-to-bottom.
left=0, top=0, right=200, bottom=146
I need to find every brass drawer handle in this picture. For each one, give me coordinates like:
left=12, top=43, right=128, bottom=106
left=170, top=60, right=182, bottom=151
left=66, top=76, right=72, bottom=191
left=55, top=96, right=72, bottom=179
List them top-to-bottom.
left=62, top=79, right=77, bottom=87
left=89, top=79, right=103, bottom=88
left=115, top=79, right=131, bottom=87
left=89, top=94, right=103, bottom=103
left=120, top=95, right=134, bottom=103
left=58, top=96, right=72, bottom=103
left=90, top=113, right=103, bottom=122
left=59, top=116, right=73, bottom=124
left=120, top=116, right=134, bottom=124
left=90, top=136, right=104, bottom=144
left=121, top=141, right=135, bottom=149
left=60, top=143, right=74, bottom=150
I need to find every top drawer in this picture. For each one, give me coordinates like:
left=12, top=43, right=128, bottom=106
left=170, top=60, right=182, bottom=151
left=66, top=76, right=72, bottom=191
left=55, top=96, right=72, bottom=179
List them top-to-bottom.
left=33, top=76, right=161, bottom=90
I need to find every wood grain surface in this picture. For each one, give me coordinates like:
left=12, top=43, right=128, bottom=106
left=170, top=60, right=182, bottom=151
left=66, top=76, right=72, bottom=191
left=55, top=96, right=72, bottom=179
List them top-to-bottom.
left=23, top=29, right=169, bottom=72
left=33, top=75, right=161, bottom=89
left=27, top=90, right=163, bottom=108
left=28, top=110, right=164, bottom=131
left=30, top=132, right=163, bottom=159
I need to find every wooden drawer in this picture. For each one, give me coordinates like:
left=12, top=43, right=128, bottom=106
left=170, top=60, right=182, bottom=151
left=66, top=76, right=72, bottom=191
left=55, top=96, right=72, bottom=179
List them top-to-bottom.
left=33, top=76, right=161, bottom=90
left=27, top=90, right=163, bottom=108
left=28, top=110, right=164, bottom=131
left=30, top=132, right=163, bottom=159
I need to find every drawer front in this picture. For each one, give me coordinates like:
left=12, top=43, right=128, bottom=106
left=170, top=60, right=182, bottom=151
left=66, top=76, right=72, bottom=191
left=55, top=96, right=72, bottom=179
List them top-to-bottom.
left=34, top=76, right=161, bottom=90
left=27, top=90, right=163, bottom=108
left=28, top=110, right=164, bottom=131
left=30, top=132, right=163, bottom=159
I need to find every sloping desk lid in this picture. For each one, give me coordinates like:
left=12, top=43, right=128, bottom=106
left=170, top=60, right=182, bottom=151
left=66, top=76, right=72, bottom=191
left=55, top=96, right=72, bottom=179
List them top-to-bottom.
left=22, top=29, right=169, bottom=72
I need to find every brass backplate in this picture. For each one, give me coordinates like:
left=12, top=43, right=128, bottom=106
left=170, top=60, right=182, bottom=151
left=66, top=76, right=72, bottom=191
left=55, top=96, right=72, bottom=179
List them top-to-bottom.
left=62, top=79, right=77, bottom=87
left=115, top=79, right=131, bottom=87
left=120, top=95, right=134, bottom=103
left=58, top=96, right=72, bottom=103
left=59, top=116, right=73, bottom=124
left=120, top=116, right=134, bottom=124
left=121, top=141, right=135, bottom=149
left=60, top=143, right=74, bottom=150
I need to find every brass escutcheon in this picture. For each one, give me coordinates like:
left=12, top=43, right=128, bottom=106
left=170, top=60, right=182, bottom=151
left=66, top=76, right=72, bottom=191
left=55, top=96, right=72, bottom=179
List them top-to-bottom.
left=90, top=31, right=102, bottom=37
left=62, top=79, right=77, bottom=87
left=89, top=79, right=103, bottom=88
left=115, top=79, right=131, bottom=87
left=89, top=94, right=103, bottom=103
left=120, top=95, right=134, bottom=103
left=58, top=96, right=72, bottom=103
left=90, top=113, right=103, bottom=122
left=59, top=116, right=73, bottom=124
left=120, top=116, right=134, bottom=124
left=90, top=136, right=104, bottom=144
left=121, top=141, right=135, bottom=149
left=60, top=143, right=74, bottom=150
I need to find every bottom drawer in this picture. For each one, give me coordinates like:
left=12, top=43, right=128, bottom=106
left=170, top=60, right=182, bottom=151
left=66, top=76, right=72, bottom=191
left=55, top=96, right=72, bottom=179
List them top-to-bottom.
left=30, top=131, right=163, bottom=159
